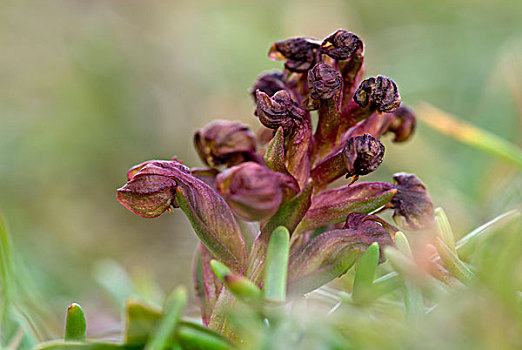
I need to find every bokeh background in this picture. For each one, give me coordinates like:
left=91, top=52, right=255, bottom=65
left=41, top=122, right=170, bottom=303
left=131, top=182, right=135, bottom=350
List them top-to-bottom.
left=1, top=0, right=521, bottom=338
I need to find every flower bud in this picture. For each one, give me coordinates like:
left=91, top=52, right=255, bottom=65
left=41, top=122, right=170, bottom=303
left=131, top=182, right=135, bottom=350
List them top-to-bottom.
left=321, top=30, right=363, bottom=61
left=268, top=37, right=320, bottom=72
left=308, top=63, right=342, bottom=100
left=250, top=71, right=288, bottom=100
left=354, top=75, right=401, bottom=113
left=254, top=90, right=306, bottom=130
left=387, top=105, right=416, bottom=142
left=194, top=121, right=257, bottom=168
left=342, top=134, right=385, bottom=177
left=118, top=160, right=248, bottom=273
left=118, top=160, right=182, bottom=218
left=216, top=162, right=298, bottom=221
left=391, top=172, right=434, bottom=231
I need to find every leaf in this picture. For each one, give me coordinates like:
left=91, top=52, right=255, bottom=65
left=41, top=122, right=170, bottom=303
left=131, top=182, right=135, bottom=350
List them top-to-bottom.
left=294, top=182, right=396, bottom=234
left=176, top=184, right=247, bottom=274
left=434, top=207, right=456, bottom=253
left=287, top=220, right=392, bottom=296
left=263, top=227, right=290, bottom=302
left=434, top=237, right=474, bottom=283
left=352, top=242, right=379, bottom=305
left=192, top=244, right=222, bottom=326
left=210, top=260, right=261, bottom=300
left=145, top=287, right=187, bottom=350
left=124, top=298, right=161, bottom=346
left=65, top=304, right=86, bottom=342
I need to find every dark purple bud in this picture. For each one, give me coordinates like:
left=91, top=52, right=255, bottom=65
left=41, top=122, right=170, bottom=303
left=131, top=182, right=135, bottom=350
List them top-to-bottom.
left=321, top=30, right=364, bottom=61
left=268, top=37, right=320, bottom=72
left=308, top=63, right=342, bottom=100
left=250, top=71, right=288, bottom=100
left=354, top=75, right=401, bottom=113
left=254, top=90, right=306, bottom=131
left=386, top=105, right=416, bottom=142
left=194, top=121, right=257, bottom=168
left=343, top=134, right=385, bottom=177
left=117, top=160, right=248, bottom=273
left=216, top=162, right=298, bottom=221
left=391, top=173, right=435, bottom=230
left=287, top=213, right=393, bottom=294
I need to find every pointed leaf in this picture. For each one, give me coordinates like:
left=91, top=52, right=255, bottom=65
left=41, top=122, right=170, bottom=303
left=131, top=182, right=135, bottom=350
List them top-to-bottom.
left=295, top=182, right=396, bottom=234
left=288, top=219, right=392, bottom=295
left=210, top=260, right=261, bottom=300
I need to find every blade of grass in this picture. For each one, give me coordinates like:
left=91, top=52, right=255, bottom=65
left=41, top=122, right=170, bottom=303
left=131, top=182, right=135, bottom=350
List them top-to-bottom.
left=418, top=103, right=522, bottom=167
left=456, top=208, right=521, bottom=258
left=0, top=211, right=13, bottom=341
left=263, top=226, right=290, bottom=302
left=352, top=242, right=379, bottom=305
left=145, top=287, right=187, bottom=350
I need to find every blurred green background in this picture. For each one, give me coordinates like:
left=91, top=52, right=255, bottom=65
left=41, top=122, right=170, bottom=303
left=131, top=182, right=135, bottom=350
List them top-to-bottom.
left=0, top=0, right=520, bottom=338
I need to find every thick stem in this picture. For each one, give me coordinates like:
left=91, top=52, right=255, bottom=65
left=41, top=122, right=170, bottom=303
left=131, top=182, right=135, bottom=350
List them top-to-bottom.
left=340, top=55, right=364, bottom=111
left=312, top=98, right=340, bottom=164
left=337, top=100, right=374, bottom=142
left=311, top=150, right=347, bottom=193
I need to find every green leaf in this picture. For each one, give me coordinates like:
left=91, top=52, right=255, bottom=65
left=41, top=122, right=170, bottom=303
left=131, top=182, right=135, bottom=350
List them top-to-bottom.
left=434, top=207, right=456, bottom=253
left=263, top=227, right=290, bottom=302
left=434, top=237, right=474, bottom=283
left=352, top=242, right=379, bottom=305
left=210, top=260, right=261, bottom=300
left=145, top=287, right=187, bottom=350
left=124, top=298, right=162, bottom=346
left=65, top=304, right=87, bottom=342
left=177, top=324, right=231, bottom=350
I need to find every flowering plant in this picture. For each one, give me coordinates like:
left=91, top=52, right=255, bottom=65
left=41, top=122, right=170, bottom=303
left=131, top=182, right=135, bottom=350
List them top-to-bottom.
left=116, top=29, right=434, bottom=332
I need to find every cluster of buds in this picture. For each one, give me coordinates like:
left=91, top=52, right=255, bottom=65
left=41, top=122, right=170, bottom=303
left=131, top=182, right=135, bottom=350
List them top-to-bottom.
left=117, top=29, right=434, bottom=326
